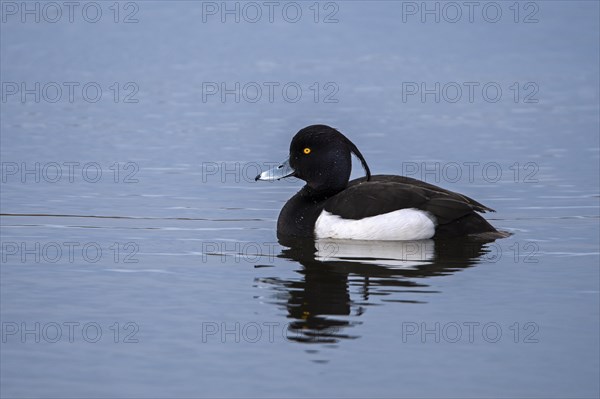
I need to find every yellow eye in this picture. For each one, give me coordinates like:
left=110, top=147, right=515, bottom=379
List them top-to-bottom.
left=303, top=148, right=311, bottom=154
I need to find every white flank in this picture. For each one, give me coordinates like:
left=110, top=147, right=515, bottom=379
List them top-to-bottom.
left=314, top=208, right=437, bottom=241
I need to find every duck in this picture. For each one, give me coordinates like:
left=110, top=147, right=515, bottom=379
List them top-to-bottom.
left=255, top=124, right=507, bottom=241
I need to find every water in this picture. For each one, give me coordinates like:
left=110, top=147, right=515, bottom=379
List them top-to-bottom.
left=1, top=1, right=599, bottom=398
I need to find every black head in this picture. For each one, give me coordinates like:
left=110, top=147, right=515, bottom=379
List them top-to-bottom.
left=288, top=125, right=371, bottom=194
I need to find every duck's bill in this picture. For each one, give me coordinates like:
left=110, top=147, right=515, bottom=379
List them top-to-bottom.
left=255, top=158, right=295, bottom=181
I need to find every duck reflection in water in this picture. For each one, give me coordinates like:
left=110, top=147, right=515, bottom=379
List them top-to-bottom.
left=256, top=236, right=501, bottom=344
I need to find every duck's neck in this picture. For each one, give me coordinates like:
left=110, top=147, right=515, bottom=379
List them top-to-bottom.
left=301, top=181, right=347, bottom=201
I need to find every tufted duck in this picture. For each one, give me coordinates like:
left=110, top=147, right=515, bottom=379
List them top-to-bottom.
left=256, top=125, right=507, bottom=241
